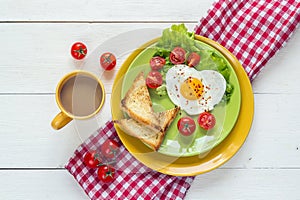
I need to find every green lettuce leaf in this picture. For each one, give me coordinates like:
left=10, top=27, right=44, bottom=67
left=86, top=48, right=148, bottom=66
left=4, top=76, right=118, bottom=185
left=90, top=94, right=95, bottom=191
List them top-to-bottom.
left=156, top=24, right=201, bottom=53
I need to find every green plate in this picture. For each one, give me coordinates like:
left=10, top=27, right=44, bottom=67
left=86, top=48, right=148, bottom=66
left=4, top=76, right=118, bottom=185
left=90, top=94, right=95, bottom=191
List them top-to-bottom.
left=121, top=39, right=241, bottom=157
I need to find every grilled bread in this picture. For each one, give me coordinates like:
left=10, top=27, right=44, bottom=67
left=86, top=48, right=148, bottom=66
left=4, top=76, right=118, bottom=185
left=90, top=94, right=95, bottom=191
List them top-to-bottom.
left=120, top=72, right=161, bottom=131
left=116, top=107, right=180, bottom=151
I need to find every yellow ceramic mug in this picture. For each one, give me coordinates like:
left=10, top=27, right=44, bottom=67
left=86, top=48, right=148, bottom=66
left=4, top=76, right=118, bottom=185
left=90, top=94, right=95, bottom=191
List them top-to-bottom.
left=51, top=70, right=105, bottom=130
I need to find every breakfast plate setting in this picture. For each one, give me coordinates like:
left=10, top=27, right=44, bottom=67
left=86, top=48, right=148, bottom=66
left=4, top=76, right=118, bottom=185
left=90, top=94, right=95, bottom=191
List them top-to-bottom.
left=63, top=1, right=300, bottom=198
left=110, top=24, right=254, bottom=176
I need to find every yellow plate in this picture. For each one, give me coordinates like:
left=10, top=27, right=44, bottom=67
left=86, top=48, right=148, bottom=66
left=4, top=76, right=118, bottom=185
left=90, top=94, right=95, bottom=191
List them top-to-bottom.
left=111, top=35, right=254, bottom=176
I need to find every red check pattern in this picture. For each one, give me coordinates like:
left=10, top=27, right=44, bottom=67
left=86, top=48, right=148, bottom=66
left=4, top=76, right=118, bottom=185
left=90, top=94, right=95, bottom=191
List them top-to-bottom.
left=195, top=0, right=300, bottom=81
left=66, top=1, right=300, bottom=199
left=66, top=121, right=194, bottom=200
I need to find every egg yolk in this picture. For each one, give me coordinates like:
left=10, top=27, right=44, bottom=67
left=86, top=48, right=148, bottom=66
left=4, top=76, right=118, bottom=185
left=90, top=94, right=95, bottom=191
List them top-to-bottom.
left=180, top=77, right=204, bottom=100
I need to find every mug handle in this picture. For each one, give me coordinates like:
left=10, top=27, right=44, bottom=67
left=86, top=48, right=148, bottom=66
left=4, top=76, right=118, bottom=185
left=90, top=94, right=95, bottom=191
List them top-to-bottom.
left=51, top=112, right=72, bottom=130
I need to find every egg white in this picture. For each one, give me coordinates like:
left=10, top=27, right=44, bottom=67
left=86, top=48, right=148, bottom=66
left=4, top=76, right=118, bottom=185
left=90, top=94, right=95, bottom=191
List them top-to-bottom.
left=165, top=64, right=226, bottom=115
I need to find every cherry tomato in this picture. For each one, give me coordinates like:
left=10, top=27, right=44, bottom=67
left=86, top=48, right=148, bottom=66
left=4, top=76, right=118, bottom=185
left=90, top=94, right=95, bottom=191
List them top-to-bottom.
left=71, top=42, right=87, bottom=60
left=170, top=47, right=186, bottom=64
left=100, top=52, right=117, bottom=70
left=187, top=52, right=201, bottom=67
left=150, top=56, right=166, bottom=70
left=146, top=71, right=163, bottom=89
left=198, top=112, right=216, bottom=130
left=177, top=116, right=196, bottom=136
left=100, top=139, right=120, bottom=159
left=83, top=150, right=101, bottom=168
left=97, top=165, right=115, bottom=183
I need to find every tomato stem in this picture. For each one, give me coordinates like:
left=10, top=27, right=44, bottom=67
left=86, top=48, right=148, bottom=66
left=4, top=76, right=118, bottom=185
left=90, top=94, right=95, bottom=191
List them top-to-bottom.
left=74, top=47, right=86, bottom=56
left=103, top=54, right=112, bottom=63
left=97, top=160, right=116, bottom=167
left=105, top=168, right=115, bottom=178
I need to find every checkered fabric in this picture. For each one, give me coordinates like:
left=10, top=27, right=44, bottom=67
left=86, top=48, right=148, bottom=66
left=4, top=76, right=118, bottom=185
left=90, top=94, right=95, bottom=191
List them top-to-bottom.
left=195, top=0, right=300, bottom=81
left=66, top=1, right=300, bottom=199
left=66, top=121, right=194, bottom=200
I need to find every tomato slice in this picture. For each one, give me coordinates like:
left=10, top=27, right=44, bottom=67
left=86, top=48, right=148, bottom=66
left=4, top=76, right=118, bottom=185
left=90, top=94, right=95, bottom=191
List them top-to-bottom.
left=71, top=42, right=87, bottom=60
left=170, top=47, right=186, bottom=64
left=100, top=52, right=117, bottom=70
left=187, top=52, right=201, bottom=67
left=150, top=56, right=166, bottom=70
left=146, top=71, right=163, bottom=89
left=198, top=112, right=216, bottom=130
left=177, top=116, right=196, bottom=136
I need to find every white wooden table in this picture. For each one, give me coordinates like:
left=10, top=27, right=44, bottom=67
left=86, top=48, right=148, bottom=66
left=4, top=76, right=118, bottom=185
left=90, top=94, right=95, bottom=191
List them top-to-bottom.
left=1, top=0, right=300, bottom=199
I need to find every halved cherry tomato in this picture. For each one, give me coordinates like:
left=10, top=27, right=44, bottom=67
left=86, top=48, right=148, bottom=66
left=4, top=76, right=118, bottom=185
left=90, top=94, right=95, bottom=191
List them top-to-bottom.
left=71, top=42, right=87, bottom=60
left=170, top=47, right=186, bottom=64
left=100, top=52, right=117, bottom=70
left=187, top=52, right=201, bottom=67
left=150, top=56, right=166, bottom=70
left=146, top=71, right=163, bottom=89
left=198, top=112, right=216, bottom=130
left=177, top=116, right=196, bottom=136
left=101, top=139, right=120, bottom=159
left=83, top=150, right=101, bottom=168
left=97, top=165, right=115, bottom=183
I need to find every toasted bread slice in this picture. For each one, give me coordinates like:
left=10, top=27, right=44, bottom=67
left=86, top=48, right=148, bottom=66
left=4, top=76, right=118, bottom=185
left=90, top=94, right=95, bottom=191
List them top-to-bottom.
left=121, top=72, right=161, bottom=130
left=156, top=106, right=180, bottom=132
left=116, top=107, right=180, bottom=151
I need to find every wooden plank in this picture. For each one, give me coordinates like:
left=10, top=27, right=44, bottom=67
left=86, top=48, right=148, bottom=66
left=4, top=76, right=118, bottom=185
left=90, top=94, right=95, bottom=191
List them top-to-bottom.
left=1, top=0, right=213, bottom=22
left=0, top=23, right=299, bottom=94
left=0, top=23, right=193, bottom=94
left=0, top=93, right=300, bottom=168
left=0, top=94, right=112, bottom=168
left=0, top=169, right=299, bottom=200
left=186, top=169, right=300, bottom=200
left=0, top=170, right=89, bottom=200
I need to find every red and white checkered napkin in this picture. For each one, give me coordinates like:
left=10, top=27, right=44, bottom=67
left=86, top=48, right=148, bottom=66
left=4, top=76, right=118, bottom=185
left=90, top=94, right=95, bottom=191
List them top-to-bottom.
left=195, top=0, right=300, bottom=81
left=66, top=1, right=300, bottom=199
left=66, top=121, right=194, bottom=200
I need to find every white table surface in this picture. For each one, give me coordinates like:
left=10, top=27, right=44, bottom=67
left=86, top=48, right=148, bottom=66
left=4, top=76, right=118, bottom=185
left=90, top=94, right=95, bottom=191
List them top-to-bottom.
left=1, top=0, right=300, bottom=199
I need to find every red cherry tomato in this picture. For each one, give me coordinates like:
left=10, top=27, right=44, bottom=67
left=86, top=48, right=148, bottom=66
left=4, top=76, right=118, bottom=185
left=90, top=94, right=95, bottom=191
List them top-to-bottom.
left=71, top=42, right=87, bottom=60
left=170, top=47, right=186, bottom=64
left=100, top=52, right=117, bottom=70
left=187, top=52, right=201, bottom=67
left=150, top=56, right=166, bottom=70
left=146, top=71, right=163, bottom=89
left=198, top=112, right=216, bottom=130
left=177, top=116, right=196, bottom=136
left=100, top=139, right=120, bottom=159
left=83, top=150, right=101, bottom=168
left=97, top=165, right=115, bottom=183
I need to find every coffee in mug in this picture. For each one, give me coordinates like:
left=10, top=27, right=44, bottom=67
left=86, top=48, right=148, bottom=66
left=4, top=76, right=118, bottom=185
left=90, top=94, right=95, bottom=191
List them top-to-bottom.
left=51, top=70, right=105, bottom=130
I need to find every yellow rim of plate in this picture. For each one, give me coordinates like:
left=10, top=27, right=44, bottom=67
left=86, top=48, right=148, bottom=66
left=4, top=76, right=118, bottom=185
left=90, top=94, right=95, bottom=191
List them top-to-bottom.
left=111, top=35, right=254, bottom=176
